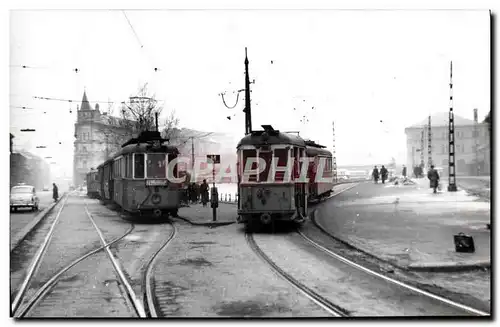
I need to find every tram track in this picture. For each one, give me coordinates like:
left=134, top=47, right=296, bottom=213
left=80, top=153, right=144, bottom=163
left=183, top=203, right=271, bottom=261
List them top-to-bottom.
left=304, top=182, right=490, bottom=316
left=12, top=192, right=181, bottom=318
left=11, top=195, right=70, bottom=316
left=11, top=195, right=137, bottom=317
left=83, top=202, right=147, bottom=317
left=143, top=221, right=178, bottom=317
left=15, top=225, right=135, bottom=318
left=297, top=228, right=489, bottom=316
left=245, top=232, right=348, bottom=317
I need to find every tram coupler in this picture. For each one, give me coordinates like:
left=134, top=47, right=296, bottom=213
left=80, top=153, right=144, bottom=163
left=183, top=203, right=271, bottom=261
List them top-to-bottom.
left=153, top=209, right=162, bottom=218
left=260, top=213, right=272, bottom=225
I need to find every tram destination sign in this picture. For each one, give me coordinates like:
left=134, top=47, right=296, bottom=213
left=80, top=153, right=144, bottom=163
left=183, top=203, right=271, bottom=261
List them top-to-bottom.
left=206, top=154, right=221, bottom=164
left=145, top=179, right=168, bottom=187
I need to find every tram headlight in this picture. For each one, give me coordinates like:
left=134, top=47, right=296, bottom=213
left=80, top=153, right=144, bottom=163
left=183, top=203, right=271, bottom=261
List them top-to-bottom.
left=151, top=193, right=162, bottom=204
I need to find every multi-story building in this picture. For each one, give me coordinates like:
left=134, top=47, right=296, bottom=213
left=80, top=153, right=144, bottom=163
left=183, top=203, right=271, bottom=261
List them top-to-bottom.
left=73, top=91, right=134, bottom=186
left=73, top=91, right=239, bottom=186
left=404, top=112, right=490, bottom=176
left=10, top=151, right=51, bottom=190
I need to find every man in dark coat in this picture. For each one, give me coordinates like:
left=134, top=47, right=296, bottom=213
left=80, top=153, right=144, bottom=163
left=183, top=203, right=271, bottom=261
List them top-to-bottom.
left=380, top=165, right=388, bottom=184
left=402, top=165, right=407, bottom=178
left=427, top=165, right=440, bottom=194
left=372, top=166, right=379, bottom=184
left=200, top=179, right=209, bottom=206
left=52, top=183, right=59, bottom=202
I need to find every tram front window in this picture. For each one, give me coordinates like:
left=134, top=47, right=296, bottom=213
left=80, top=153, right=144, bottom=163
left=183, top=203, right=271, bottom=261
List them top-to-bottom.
left=134, top=153, right=145, bottom=178
left=147, top=153, right=166, bottom=178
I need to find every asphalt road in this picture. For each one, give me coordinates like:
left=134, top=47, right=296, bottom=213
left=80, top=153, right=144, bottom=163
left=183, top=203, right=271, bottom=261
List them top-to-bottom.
left=10, top=191, right=54, bottom=244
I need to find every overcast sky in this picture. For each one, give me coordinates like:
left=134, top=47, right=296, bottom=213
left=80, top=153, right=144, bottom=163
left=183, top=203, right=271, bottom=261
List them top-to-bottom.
left=9, top=9, right=490, bottom=177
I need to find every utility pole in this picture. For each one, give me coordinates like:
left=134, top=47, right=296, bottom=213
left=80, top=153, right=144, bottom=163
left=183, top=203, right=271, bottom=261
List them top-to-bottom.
left=244, top=47, right=252, bottom=135
left=448, top=61, right=457, bottom=192
left=473, top=108, right=479, bottom=176
left=155, top=112, right=159, bottom=132
left=427, top=115, right=432, bottom=168
left=332, top=121, right=338, bottom=183
left=420, top=128, right=425, bottom=169
left=191, top=137, right=195, bottom=170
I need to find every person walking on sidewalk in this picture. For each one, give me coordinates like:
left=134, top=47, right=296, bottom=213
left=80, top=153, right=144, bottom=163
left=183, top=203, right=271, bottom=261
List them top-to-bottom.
left=380, top=165, right=388, bottom=184
left=402, top=165, right=407, bottom=178
left=427, top=165, right=440, bottom=194
left=372, top=166, right=380, bottom=184
left=200, top=179, right=209, bottom=207
left=52, top=183, right=59, bottom=202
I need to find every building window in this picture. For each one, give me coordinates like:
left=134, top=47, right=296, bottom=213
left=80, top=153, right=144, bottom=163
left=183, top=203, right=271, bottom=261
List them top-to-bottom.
left=83, top=160, right=87, bottom=169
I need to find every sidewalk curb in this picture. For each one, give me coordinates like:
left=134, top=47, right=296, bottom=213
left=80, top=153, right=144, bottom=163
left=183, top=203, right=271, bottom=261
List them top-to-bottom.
left=10, top=192, right=67, bottom=252
left=312, top=209, right=490, bottom=273
left=175, top=215, right=235, bottom=227
left=408, top=261, right=491, bottom=272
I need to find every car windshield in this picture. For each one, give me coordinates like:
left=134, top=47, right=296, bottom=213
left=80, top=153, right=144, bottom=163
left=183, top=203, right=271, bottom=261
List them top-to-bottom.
left=12, top=186, right=32, bottom=194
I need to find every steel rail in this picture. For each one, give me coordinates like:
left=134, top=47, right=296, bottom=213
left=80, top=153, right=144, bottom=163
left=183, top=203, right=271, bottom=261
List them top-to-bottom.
left=307, top=181, right=489, bottom=316
left=11, top=195, right=69, bottom=316
left=84, top=203, right=147, bottom=318
left=143, top=221, right=178, bottom=317
left=16, top=224, right=135, bottom=317
left=297, top=229, right=489, bottom=316
left=245, top=232, right=348, bottom=317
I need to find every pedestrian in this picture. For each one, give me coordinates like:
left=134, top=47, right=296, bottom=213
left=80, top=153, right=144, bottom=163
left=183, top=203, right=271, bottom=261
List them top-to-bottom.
left=380, top=165, right=388, bottom=184
left=402, top=165, right=407, bottom=179
left=427, top=165, right=440, bottom=194
left=372, top=166, right=379, bottom=184
left=200, top=179, right=209, bottom=207
left=190, top=182, right=197, bottom=203
left=52, top=183, right=59, bottom=202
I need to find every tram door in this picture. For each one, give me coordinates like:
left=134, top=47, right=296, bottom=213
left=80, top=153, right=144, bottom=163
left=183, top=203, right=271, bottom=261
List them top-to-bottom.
left=293, top=147, right=307, bottom=216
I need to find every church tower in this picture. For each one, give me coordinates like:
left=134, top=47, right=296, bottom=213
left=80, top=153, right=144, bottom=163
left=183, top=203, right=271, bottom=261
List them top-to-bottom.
left=73, top=91, right=101, bottom=186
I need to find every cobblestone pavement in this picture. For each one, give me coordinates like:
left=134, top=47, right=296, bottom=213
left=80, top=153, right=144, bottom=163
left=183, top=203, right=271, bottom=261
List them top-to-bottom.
left=314, top=181, right=490, bottom=309
left=10, top=187, right=490, bottom=317
left=12, top=194, right=134, bottom=317
left=178, top=203, right=236, bottom=225
left=152, top=220, right=330, bottom=317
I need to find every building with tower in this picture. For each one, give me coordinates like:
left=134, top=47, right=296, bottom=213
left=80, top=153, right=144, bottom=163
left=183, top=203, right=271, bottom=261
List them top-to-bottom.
left=72, top=91, right=239, bottom=186
left=73, top=91, right=134, bottom=186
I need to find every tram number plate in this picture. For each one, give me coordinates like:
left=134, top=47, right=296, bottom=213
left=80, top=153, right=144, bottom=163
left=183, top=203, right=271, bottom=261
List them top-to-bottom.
left=146, top=179, right=168, bottom=187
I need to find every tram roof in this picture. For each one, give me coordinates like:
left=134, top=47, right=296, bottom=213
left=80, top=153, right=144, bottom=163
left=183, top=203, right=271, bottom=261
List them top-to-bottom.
left=237, top=125, right=306, bottom=148
left=306, top=145, right=332, bottom=157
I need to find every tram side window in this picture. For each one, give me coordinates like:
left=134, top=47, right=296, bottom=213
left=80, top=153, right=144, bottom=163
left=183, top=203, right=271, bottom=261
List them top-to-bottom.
left=242, top=149, right=257, bottom=182
left=146, top=153, right=166, bottom=178
left=125, top=154, right=132, bottom=178
left=134, top=154, right=145, bottom=178
left=124, top=156, right=128, bottom=178
left=121, top=158, right=125, bottom=177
